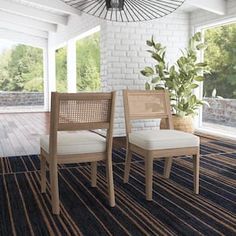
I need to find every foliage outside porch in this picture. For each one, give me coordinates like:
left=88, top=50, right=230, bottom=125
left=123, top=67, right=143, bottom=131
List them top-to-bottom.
left=0, top=32, right=101, bottom=111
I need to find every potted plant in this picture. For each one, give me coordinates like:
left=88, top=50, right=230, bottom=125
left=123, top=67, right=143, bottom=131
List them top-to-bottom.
left=141, top=32, right=209, bottom=133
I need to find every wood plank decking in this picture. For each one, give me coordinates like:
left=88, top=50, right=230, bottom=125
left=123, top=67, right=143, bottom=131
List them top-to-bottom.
left=0, top=112, right=232, bottom=157
left=0, top=112, right=49, bottom=156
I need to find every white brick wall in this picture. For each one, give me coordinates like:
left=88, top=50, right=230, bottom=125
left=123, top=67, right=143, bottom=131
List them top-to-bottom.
left=51, top=11, right=190, bottom=136
left=100, top=12, right=189, bottom=136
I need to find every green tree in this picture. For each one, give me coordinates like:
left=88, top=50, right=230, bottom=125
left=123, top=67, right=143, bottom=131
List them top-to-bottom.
left=204, top=24, right=236, bottom=98
left=76, top=32, right=100, bottom=91
left=0, top=33, right=101, bottom=93
left=0, top=44, right=43, bottom=92
left=55, top=47, right=67, bottom=92
left=0, top=50, right=11, bottom=89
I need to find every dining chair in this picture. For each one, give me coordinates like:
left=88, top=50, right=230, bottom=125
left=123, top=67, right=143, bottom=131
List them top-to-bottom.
left=123, top=89, right=200, bottom=201
left=40, top=91, right=116, bottom=215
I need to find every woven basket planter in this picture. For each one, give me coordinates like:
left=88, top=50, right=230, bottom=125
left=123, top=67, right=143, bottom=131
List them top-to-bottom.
left=172, top=115, right=194, bottom=133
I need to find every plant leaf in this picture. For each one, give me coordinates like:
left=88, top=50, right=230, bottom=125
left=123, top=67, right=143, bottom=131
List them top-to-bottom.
left=194, top=32, right=201, bottom=42
left=146, top=40, right=153, bottom=47
left=154, top=43, right=161, bottom=50
left=196, top=43, right=207, bottom=50
left=152, top=52, right=163, bottom=62
left=196, top=62, right=207, bottom=67
left=141, top=67, right=154, bottom=77
left=194, top=76, right=205, bottom=81
left=151, top=77, right=160, bottom=83
left=145, top=82, right=151, bottom=90
left=190, top=84, right=199, bottom=89
left=183, top=103, right=189, bottom=110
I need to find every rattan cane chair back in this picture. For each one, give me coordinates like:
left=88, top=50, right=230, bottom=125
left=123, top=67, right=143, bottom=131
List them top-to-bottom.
left=123, top=90, right=173, bottom=134
left=51, top=92, right=114, bottom=132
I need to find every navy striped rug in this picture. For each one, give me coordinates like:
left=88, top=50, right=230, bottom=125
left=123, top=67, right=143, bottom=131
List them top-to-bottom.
left=0, top=140, right=235, bottom=236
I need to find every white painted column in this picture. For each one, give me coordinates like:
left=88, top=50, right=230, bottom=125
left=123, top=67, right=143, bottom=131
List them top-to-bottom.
left=45, top=34, right=56, bottom=110
left=67, top=38, right=77, bottom=92
left=47, top=47, right=56, bottom=92
left=43, top=49, right=49, bottom=111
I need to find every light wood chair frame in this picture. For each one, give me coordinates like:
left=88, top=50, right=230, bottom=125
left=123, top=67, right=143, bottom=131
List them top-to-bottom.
left=123, top=90, right=200, bottom=201
left=40, top=92, right=116, bottom=215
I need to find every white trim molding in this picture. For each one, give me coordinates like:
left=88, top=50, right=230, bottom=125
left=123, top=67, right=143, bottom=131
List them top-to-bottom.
left=0, top=0, right=68, bottom=25
left=187, top=0, right=226, bottom=15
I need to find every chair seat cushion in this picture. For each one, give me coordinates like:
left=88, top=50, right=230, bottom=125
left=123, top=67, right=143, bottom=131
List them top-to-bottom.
left=129, top=130, right=199, bottom=150
left=40, top=131, right=106, bottom=155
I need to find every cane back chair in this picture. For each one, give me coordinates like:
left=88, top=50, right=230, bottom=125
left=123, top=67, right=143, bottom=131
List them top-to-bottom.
left=123, top=89, right=200, bottom=201
left=40, top=92, right=116, bottom=214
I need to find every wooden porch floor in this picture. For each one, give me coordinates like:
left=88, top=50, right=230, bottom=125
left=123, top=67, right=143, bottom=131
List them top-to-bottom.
left=0, top=112, right=228, bottom=157
left=0, top=112, right=49, bottom=157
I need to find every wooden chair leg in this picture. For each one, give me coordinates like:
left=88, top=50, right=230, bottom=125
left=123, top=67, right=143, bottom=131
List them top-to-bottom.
left=124, top=148, right=132, bottom=183
left=40, top=153, right=46, bottom=193
left=193, top=154, right=200, bottom=194
left=145, top=156, right=153, bottom=201
left=163, top=157, right=173, bottom=179
left=106, top=158, right=115, bottom=207
left=50, top=159, right=60, bottom=215
left=91, top=162, right=97, bottom=187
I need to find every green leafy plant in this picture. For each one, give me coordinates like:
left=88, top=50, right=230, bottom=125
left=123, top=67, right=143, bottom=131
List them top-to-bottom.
left=141, top=32, right=209, bottom=117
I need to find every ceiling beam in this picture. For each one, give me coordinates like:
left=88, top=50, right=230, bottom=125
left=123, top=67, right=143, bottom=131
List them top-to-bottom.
left=0, top=0, right=68, bottom=25
left=22, top=0, right=82, bottom=16
left=186, top=0, right=226, bottom=15
left=0, top=11, right=57, bottom=32
left=0, top=21, right=48, bottom=38
left=0, top=28, right=47, bottom=48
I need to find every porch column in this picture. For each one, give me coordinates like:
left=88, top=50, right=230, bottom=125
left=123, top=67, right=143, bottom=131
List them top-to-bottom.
left=67, top=38, right=77, bottom=92
left=43, top=47, right=56, bottom=111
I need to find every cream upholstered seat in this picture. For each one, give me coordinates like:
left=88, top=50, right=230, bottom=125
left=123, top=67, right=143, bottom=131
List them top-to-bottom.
left=123, top=90, right=200, bottom=201
left=40, top=92, right=116, bottom=215
left=129, top=130, right=199, bottom=150
left=40, top=131, right=106, bottom=155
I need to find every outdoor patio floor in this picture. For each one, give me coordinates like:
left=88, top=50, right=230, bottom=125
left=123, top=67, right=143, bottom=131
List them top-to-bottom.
left=0, top=112, right=234, bottom=157
left=0, top=112, right=49, bottom=157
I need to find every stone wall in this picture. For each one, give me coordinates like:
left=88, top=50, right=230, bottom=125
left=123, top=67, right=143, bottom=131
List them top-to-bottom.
left=0, top=92, right=44, bottom=106
left=203, top=98, right=236, bottom=127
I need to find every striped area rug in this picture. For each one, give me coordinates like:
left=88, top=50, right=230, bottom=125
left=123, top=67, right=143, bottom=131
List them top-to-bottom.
left=0, top=140, right=236, bottom=236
